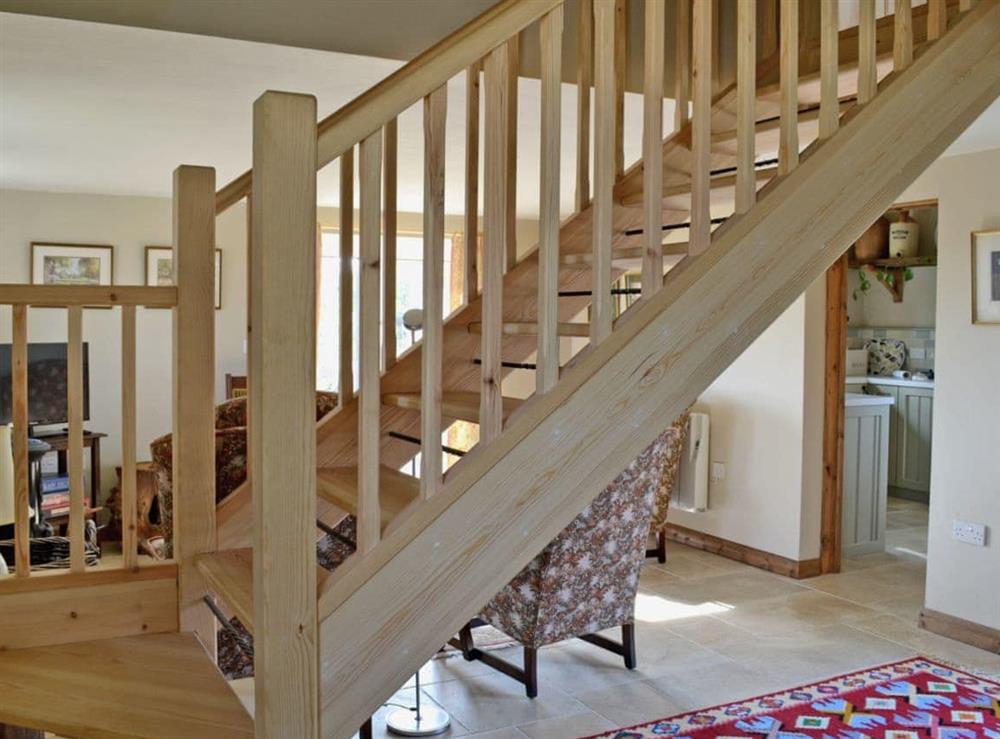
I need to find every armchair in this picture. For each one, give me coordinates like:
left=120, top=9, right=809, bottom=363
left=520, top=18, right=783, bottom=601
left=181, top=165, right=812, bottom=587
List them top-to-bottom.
left=452, top=420, right=687, bottom=697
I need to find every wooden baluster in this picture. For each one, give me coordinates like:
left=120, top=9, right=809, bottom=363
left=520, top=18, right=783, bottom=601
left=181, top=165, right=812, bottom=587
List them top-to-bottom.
left=576, top=0, right=593, bottom=211
left=592, top=0, right=615, bottom=342
left=614, top=0, right=627, bottom=177
left=643, top=0, right=665, bottom=296
left=674, top=0, right=691, bottom=131
left=689, top=0, right=713, bottom=254
left=735, top=0, right=756, bottom=214
left=778, top=0, right=798, bottom=176
left=819, top=0, right=839, bottom=139
left=858, top=0, right=877, bottom=105
left=894, top=0, right=913, bottom=72
left=927, top=0, right=947, bottom=40
left=959, top=0, right=973, bottom=11
left=538, top=5, right=563, bottom=394
left=505, top=35, right=519, bottom=272
left=480, top=43, right=509, bottom=444
left=464, top=61, right=481, bottom=303
left=422, top=86, right=447, bottom=497
left=249, top=92, right=318, bottom=737
left=383, top=118, right=398, bottom=371
left=358, top=130, right=383, bottom=551
left=339, top=148, right=355, bottom=407
left=173, top=165, right=218, bottom=653
left=11, top=305, right=29, bottom=577
left=67, top=305, right=85, bottom=573
left=121, top=305, right=138, bottom=570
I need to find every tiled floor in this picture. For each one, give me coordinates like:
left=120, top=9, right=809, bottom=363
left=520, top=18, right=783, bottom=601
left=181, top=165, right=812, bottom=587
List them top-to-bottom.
left=248, top=497, right=1000, bottom=739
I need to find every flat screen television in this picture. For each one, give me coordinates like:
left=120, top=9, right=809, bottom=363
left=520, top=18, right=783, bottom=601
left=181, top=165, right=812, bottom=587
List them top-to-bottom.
left=0, top=342, right=90, bottom=428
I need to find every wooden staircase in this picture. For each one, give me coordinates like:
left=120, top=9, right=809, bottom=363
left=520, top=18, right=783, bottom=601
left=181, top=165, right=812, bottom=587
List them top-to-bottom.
left=0, top=0, right=998, bottom=737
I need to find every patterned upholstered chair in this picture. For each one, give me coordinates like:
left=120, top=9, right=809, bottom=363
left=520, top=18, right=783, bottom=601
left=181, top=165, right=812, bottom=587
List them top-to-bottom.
left=146, top=391, right=338, bottom=557
left=646, top=410, right=691, bottom=563
left=452, top=421, right=688, bottom=698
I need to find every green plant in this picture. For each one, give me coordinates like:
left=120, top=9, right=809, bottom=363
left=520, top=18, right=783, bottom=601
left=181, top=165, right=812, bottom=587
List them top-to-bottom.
left=853, top=267, right=914, bottom=300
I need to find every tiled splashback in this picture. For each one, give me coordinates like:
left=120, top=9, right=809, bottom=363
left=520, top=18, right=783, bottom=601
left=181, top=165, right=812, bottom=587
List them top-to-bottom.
left=847, top=327, right=935, bottom=372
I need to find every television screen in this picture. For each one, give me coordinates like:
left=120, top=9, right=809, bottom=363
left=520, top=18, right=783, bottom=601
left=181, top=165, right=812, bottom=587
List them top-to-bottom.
left=0, top=342, right=91, bottom=426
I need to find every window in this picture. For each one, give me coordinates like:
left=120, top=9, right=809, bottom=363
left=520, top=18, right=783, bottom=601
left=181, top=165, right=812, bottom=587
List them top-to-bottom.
left=317, top=229, right=455, bottom=394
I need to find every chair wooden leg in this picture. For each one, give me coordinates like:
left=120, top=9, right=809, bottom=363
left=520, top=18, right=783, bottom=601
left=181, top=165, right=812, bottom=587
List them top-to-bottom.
left=646, top=530, right=667, bottom=562
left=457, top=623, right=475, bottom=661
left=622, top=623, right=637, bottom=670
left=524, top=647, right=538, bottom=699
left=359, top=717, right=373, bottom=739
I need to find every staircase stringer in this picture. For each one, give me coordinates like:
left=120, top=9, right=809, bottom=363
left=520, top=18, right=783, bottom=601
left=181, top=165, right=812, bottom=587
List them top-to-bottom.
left=316, top=3, right=1000, bottom=731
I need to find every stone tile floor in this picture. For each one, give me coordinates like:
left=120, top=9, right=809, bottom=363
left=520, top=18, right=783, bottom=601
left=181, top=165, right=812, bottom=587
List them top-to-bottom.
left=234, top=497, right=1000, bottom=738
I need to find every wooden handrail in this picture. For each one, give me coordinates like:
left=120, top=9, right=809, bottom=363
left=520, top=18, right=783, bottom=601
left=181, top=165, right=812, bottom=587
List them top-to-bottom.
left=214, top=0, right=562, bottom=214
left=0, top=284, right=178, bottom=308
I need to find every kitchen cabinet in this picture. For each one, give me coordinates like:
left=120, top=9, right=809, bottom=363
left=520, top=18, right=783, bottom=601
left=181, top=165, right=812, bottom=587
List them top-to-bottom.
left=843, top=377, right=934, bottom=496
left=895, top=386, right=934, bottom=493
left=842, top=395, right=893, bottom=556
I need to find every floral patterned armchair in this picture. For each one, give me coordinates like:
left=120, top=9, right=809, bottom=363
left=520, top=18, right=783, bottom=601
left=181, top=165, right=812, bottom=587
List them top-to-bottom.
left=147, top=391, right=338, bottom=557
left=647, top=410, right=690, bottom=563
left=453, top=419, right=689, bottom=698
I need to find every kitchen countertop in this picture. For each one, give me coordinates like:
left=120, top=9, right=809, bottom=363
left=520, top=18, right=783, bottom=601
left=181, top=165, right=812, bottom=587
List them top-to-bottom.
left=846, top=375, right=935, bottom=389
left=846, top=392, right=896, bottom=407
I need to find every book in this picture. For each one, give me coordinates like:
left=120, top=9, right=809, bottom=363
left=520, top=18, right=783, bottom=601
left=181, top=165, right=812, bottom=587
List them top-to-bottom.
left=41, top=475, right=70, bottom=494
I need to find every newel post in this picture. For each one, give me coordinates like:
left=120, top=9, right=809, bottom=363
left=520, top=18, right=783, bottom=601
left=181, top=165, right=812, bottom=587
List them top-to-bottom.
left=250, top=90, right=320, bottom=739
left=172, top=164, right=218, bottom=653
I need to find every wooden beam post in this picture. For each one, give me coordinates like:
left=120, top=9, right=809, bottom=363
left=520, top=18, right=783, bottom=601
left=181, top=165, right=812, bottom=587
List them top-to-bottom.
left=576, top=0, right=593, bottom=211
left=592, top=0, right=615, bottom=343
left=643, top=0, right=665, bottom=296
left=674, top=0, right=691, bottom=131
left=690, top=0, right=713, bottom=254
left=735, top=0, right=756, bottom=214
left=778, top=0, right=799, bottom=175
left=818, top=0, right=839, bottom=139
left=858, top=0, right=877, bottom=105
left=894, top=0, right=913, bottom=72
left=538, top=6, right=563, bottom=393
left=480, top=43, right=509, bottom=444
left=464, top=61, right=481, bottom=303
left=421, top=86, right=447, bottom=497
left=249, top=91, right=318, bottom=738
left=383, top=118, right=398, bottom=371
left=358, top=130, right=383, bottom=552
left=339, top=148, right=355, bottom=407
left=172, top=164, right=217, bottom=652
left=820, top=254, right=848, bottom=574
left=11, top=305, right=30, bottom=577
left=120, top=305, right=138, bottom=571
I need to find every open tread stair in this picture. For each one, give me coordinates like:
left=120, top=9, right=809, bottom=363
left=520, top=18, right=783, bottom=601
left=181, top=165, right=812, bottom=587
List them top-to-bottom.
left=382, top=390, right=523, bottom=423
left=316, top=465, right=420, bottom=531
left=0, top=632, right=254, bottom=738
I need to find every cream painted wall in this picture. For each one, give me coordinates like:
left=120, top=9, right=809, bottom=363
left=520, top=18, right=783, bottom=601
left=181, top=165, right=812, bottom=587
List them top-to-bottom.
left=892, top=150, right=1000, bottom=631
left=0, top=188, right=249, bottom=503
left=847, top=266, right=938, bottom=328
left=668, top=280, right=826, bottom=563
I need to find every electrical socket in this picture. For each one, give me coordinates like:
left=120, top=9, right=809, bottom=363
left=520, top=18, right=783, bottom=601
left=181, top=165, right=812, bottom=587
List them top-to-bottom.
left=711, top=462, right=726, bottom=484
left=952, top=520, right=987, bottom=547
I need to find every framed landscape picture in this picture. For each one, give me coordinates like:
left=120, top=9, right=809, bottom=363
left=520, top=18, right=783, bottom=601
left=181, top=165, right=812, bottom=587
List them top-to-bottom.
left=971, top=230, right=1000, bottom=325
left=31, top=242, right=113, bottom=286
left=145, top=246, right=222, bottom=309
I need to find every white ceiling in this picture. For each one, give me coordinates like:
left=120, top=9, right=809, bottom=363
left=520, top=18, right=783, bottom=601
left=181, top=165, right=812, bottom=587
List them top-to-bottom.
left=1, top=12, right=997, bottom=217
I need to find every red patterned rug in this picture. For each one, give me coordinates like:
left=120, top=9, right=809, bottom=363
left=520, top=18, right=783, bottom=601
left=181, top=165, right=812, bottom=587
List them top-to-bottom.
left=584, top=657, right=1000, bottom=739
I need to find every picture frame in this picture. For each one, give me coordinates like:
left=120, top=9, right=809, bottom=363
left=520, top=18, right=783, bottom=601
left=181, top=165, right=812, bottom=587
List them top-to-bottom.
left=971, top=230, right=1000, bottom=325
left=31, top=242, right=114, bottom=287
left=145, top=245, right=223, bottom=309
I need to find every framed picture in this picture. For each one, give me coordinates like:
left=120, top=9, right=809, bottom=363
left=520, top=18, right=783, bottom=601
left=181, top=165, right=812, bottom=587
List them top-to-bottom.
left=971, top=230, right=1000, bottom=325
left=31, top=242, right=114, bottom=286
left=145, top=246, right=223, bottom=309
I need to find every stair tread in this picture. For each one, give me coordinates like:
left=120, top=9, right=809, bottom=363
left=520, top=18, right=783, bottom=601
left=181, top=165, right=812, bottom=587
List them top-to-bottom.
left=467, top=321, right=590, bottom=337
left=382, top=390, right=522, bottom=423
left=316, top=465, right=419, bottom=531
left=196, top=548, right=331, bottom=634
left=0, top=632, right=254, bottom=738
